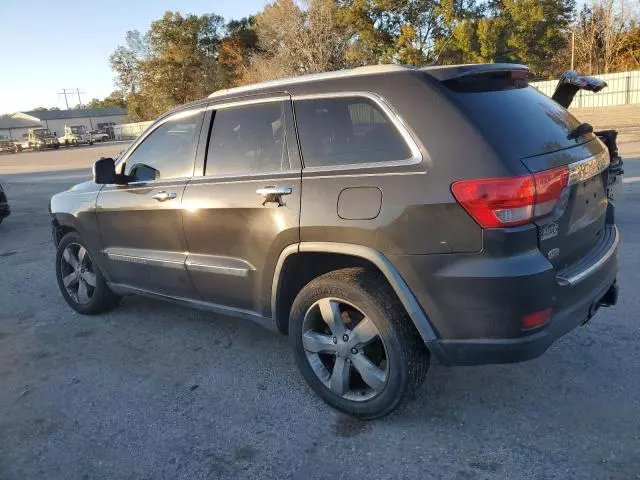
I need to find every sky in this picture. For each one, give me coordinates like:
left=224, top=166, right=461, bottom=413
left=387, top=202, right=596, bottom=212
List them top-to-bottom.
left=0, top=0, right=268, bottom=114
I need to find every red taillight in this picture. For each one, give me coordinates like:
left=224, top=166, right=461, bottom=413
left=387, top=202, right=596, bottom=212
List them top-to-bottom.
left=451, top=166, right=569, bottom=228
left=521, top=308, right=552, bottom=329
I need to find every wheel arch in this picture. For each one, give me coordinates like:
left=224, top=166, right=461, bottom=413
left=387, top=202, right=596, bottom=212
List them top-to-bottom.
left=272, top=242, right=445, bottom=358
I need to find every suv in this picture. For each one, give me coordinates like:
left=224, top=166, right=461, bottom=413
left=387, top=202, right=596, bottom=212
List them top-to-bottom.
left=50, top=64, right=619, bottom=418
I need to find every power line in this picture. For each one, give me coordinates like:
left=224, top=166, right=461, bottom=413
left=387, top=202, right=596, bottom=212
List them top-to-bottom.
left=58, top=88, right=86, bottom=109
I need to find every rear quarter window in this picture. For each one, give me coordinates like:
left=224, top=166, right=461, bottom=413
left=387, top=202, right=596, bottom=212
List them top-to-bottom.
left=294, top=96, right=411, bottom=168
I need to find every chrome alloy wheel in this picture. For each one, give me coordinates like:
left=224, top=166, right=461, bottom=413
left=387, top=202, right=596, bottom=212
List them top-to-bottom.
left=60, top=243, right=96, bottom=305
left=302, top=298, right=388, bottom=402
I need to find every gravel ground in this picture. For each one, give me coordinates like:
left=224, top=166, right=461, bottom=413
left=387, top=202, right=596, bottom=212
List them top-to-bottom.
left=1, top=142, right=639, bottom=480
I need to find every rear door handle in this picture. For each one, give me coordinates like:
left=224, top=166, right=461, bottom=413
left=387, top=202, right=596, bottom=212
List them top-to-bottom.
left=256, top=186, right=293, bottom=196
left=152, top=191, right=177, bottom=202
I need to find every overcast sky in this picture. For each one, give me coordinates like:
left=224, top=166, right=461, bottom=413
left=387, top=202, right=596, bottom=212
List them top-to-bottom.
left=0, top=0, right=267, bottom=114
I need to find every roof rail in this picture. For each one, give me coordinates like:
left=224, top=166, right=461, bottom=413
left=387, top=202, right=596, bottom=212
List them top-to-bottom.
left=208, top=64, right=418, bottom=98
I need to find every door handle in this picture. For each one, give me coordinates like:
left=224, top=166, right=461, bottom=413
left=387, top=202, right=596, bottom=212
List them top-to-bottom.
left=256, top=186, right=293, bottom=196
left=152, top=191, right=177, bottom=202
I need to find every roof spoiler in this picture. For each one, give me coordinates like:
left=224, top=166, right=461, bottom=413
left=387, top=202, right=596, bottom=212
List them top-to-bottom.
left=421, top=63, right=532, bottom=82
left=551, top=70, right=608, bottom=109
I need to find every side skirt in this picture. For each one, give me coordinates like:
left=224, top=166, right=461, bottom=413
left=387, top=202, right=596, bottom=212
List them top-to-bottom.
left=108, top=283, right=278, bottom=332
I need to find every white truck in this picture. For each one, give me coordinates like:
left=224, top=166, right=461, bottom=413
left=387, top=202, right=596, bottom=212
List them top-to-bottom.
left=59, top=125, right=94, bottom=146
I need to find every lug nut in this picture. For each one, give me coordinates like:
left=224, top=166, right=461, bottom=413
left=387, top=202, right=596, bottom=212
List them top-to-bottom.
left=342, top=334, right=349, bottom=342
left=332, top=337, right=337, bottom=344
left=351, top=347, right=358, bottom=354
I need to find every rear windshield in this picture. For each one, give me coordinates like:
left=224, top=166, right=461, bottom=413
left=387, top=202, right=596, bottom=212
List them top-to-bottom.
left=445, top=83, right=586, bottom=160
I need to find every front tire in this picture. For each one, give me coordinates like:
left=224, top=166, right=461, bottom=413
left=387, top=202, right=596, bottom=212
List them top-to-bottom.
left=55, top=231, right=120, bottom=315
left=289, top=268, right=429, bottom=419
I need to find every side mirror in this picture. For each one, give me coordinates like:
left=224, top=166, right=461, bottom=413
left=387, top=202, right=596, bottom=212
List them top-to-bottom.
left=93, top=157, right=117, bottom=184
left=130, top=164, right=159, bottom=182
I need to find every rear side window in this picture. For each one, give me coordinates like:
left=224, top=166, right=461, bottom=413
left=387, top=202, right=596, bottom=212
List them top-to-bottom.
left=294, top=97, right=411, bottom=167
left=206, top=102, right=289, bottom=176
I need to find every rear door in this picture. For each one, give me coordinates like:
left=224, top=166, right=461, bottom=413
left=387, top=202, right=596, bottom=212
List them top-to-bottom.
left=181, top=96, right=302, bottom=316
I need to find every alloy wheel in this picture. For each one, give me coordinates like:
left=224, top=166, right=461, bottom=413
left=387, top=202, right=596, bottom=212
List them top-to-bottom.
left=60, top=243, right=96, bottom=305
left=302, top=298, right=388, bottom=402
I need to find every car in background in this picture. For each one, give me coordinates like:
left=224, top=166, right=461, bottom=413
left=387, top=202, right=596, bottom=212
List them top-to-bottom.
left=59, top=125, right=94, bottom=146
left=20, top=128, right=60, bottom=151
left=89, top=130, right=110, bottom=143
left=0, top=136, right=21, bottom=154
left=0, top=183, right=10, bottom=224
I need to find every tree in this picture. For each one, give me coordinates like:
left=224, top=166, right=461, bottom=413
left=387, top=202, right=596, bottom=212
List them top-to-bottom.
left=245, top=0, right=350, bottom=82
left=337, top=0, right=480, bottom=66
left=440, top=0, right=574, bottom=77
left=573, top=0, right=640, bottom=74
left=110, top=12, right=230, bottom=120
left=219, top=18, right=259, bottom=85
left=86, top=91, right=128, bottom=110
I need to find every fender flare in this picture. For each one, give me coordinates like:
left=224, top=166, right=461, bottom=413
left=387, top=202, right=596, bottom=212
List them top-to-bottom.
left=271, top=242, right=447, bottom=360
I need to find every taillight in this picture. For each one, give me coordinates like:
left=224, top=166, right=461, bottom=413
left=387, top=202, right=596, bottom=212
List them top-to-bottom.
left=451, top=166, right=569, bottom=228
left=521, top=308, right=553, bottom=329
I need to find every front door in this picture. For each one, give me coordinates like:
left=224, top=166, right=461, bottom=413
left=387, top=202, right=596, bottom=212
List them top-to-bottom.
left=181, top=96, right=302, bottom=316
left=96, top=107, right=206, bottom=297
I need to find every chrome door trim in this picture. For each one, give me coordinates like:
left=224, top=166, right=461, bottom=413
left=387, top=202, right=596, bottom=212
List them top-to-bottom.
left=291, top=91, right=424, bottom=171
left=104, top=248, right=187, bottom=269
left=185, top=254, right=256, bottom=278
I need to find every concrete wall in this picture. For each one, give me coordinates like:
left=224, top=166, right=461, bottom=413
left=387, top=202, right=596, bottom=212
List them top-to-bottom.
left=531, top=70, right=640, bottom=108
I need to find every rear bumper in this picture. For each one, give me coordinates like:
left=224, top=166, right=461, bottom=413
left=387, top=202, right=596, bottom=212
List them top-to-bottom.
left=390, top=224, right=619, bottom=366
left=434, top=277, right=617, bottom=365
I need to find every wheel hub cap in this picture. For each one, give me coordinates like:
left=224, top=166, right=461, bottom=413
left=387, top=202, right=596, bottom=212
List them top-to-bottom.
left=302, top=297, right=388, bottom=402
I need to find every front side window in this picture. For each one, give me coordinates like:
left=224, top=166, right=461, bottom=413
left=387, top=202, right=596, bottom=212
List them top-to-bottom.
left=294, top=96, right=411, bottom=167
left=206, top=102, right=288, bottom=176
left=124, top=109, right=204, bottom=181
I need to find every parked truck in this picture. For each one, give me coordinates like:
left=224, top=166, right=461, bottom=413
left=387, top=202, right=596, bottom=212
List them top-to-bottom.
left=59, top=125, right=94, bottom=146
left=20, top=128, right=60, bottom=151
left=0, top=136, right=22, bottom=154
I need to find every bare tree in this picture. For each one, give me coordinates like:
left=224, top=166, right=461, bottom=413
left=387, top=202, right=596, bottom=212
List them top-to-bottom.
left=246, top=0, right=350, bottom=83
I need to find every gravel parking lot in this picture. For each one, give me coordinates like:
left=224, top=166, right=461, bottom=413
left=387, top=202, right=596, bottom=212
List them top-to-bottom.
left=1, top=141, right=639, bottom=480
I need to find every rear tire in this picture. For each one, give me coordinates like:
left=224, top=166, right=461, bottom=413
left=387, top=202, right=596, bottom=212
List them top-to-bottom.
left=55, top=231, right=120, bottom=315
left=289, top=267, right=429, bottom=419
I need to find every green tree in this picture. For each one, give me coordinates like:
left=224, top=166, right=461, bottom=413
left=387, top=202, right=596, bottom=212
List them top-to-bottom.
left=110, top=12, right=230, bottom=120
left=86, top=91, right=128, bottom=110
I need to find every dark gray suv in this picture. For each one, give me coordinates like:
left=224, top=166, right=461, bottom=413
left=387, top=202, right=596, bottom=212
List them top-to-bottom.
left=50, top=64, right=619, bottom=418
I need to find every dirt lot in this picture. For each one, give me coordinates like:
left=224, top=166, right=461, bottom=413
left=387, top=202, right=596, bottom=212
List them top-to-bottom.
left=1, top=138, right=640, bottom=479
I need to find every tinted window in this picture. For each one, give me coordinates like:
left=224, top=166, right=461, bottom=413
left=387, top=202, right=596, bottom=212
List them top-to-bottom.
left=446, top=85, right=585, bottom=159
left=294, top=97, right=411, bottom=167
left=206, top=102, right=288, bottom=176
left=125, top=109, right=203, bottom=180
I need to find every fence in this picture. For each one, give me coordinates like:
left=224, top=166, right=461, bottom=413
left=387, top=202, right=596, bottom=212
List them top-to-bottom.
left=531, top=70, right=640, bottom=108
left=112, top=121, right=153, bottom=140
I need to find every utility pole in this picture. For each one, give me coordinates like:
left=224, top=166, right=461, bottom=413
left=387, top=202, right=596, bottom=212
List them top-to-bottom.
left=571, top=29, right=575, bottom=71
left=58, top=88, right=86, bottom=110
left=58, top=90, right=71, bottom=109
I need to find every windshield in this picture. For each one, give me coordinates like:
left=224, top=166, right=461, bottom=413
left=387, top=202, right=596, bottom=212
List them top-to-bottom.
left=70, top=126, right=86, bottom=134
left=33, top=129, right=52, bottom=137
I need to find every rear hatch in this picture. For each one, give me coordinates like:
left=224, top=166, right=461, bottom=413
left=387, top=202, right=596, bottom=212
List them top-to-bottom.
left=434, top=66, right=609, bottom=270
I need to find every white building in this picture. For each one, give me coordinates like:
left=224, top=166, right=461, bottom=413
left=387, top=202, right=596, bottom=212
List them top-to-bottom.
left=0, top=108, right=127, bottom=140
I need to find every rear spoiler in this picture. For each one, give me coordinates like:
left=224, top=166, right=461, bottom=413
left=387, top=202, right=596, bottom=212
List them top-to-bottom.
left=421, top=63, right=532, bottom=82
left=551, top=70, right=607, bottom=109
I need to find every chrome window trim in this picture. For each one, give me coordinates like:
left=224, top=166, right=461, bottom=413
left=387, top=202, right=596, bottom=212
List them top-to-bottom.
left=291, top=91, right=424, bottom=172
left=208, top=95, right=290, bottom=111
left=116, top=106, right=207, bottom=172
left=568, top=150, right=610, bottom=186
